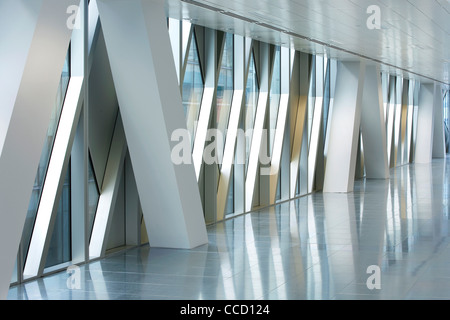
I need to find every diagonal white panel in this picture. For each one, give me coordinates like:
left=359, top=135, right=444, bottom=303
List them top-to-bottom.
left=0, top=0, right=78, bottom=300
left=0, top=0, right=41, bottom=154
left=96, top=0, right=207, bottom=249
left=192, top=29, right=222, bottom=180
left=217, top=35, right=247, bottom=221
left=245, top=43, right=271, bottom=212
left=268, top=47, right=292, bottom=203
left=289, top=53, right=309, bottom=198
left=307, top=56, right=327, bottom=192
left=323, top=61, right=366, bottom=193
left=360, top=64, right=389, bottom=179
left=386, top=76, right=396, bottom=166
left=23, top=77, right=84, bottom=279
left=393, top=77, right=403, bottom=166
left=399, top=80, right=410, bottom=165
left=405, top=81, right=416, bottom=163
left=415, top=83, right=435, bottom=163
left=432, top=84, right=446, bottom=158
left=89, top=115, right=127, bottom=259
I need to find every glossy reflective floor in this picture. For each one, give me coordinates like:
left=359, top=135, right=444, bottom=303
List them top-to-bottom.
left=8, top=157, right=450, bottom=300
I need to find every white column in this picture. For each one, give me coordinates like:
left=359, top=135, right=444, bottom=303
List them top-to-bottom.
left=0, top=0, right=78, bottom=299
left=96, top=0, right=207, bottom=249
left=323, top=61, right=366, bottom=193
left=360, top=64, right=389, bottom=179
left=415, top=83, right=435, bottom=163
left=432, top=84, right=446, bottom=158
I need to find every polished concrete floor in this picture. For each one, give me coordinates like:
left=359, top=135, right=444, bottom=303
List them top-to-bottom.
left=7, top=157, right=450, bottom=300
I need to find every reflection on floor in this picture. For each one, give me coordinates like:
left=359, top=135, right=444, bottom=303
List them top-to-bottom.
left=8, top=157, right=450, bottom=300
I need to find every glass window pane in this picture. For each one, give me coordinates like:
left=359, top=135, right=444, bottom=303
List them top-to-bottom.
left=182, top=33, right=204, bottom=149
left=216, top=33, right=234, bottom=158
left=269, top=46, right=281, bottom=156
left=22, top=49, right=70, bottom=264
left=245, top=51, right=259, bottom=172
left=308, top=55, right=316, bottom=147
left=88, top=154, right=100, bottom=238
left=45, top=162, right=71, bottom=268
left=225, top=167, right=234, bottom=215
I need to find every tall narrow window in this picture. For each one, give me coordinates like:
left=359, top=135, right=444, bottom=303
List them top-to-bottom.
left=182, top=32, right=204, bottom=149
left=216, top=33, right=234, bottom=158
left=269, top=46, right=281, bottom=156
left=22, top=49, right=71, bottom=265
left=244, top=51, right=259, bottom=173
left=307, top=55, right=316, bottom=148
left=323, top=59, right=331, bottom=138
left=444, top=90, right=449, bottom=153
left=88, top=153, right=100, bottom=239
left=45, top=162, right=71, bottom=268
left=225, top=167, right=234, bottom=215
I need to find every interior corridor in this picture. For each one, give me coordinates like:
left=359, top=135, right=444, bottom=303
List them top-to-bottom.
left=8, top=156, right=450, bottom=300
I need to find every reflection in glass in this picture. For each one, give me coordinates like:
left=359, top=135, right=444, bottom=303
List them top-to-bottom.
left=182, top=33, right=204, bottom=149
left=216, top=33, right=234, bottom=157
left=22, top=50, right=70, bottom=264
left=245, top=51, right=259, bottom=172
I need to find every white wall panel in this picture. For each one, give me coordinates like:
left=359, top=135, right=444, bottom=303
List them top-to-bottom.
left=0, top=0, right=78, bottom=299
left=97, top=0, right=207, bottom=249
left=323, top=61, right=365, bottom=193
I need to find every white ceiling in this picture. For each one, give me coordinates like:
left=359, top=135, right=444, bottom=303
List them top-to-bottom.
left=165, top=0, right=450, bottom=86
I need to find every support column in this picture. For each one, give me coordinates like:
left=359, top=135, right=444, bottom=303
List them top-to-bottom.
left=0, top=0, right=78, bottom=299
left=97, top=0, right=207, bottom=249
left=323, top=61, right=366, bottom=193
left=360, top=64, right=389, bottom=179
left=415, top=83, right=435, bottom=164
left=432, top=84, right=445, bottom=158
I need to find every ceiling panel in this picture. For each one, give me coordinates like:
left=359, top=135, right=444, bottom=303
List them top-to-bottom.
left=165, top=0, right=449, bottom=85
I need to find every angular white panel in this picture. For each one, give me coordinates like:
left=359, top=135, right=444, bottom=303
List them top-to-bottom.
left=0, top=0, right=78, bottom=300
left=96, top=0, right=207, bottom=248
left=323, top=61, right=366, bottom=193
left=360, top=65, right=389, bottom=179
left=23, top=77, right=84, bottom=279
left=415, top=83, right=435, bottom=164
left=432, top=84, right=446, bottom=158
left=89, top=115, right=127, bottom=259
